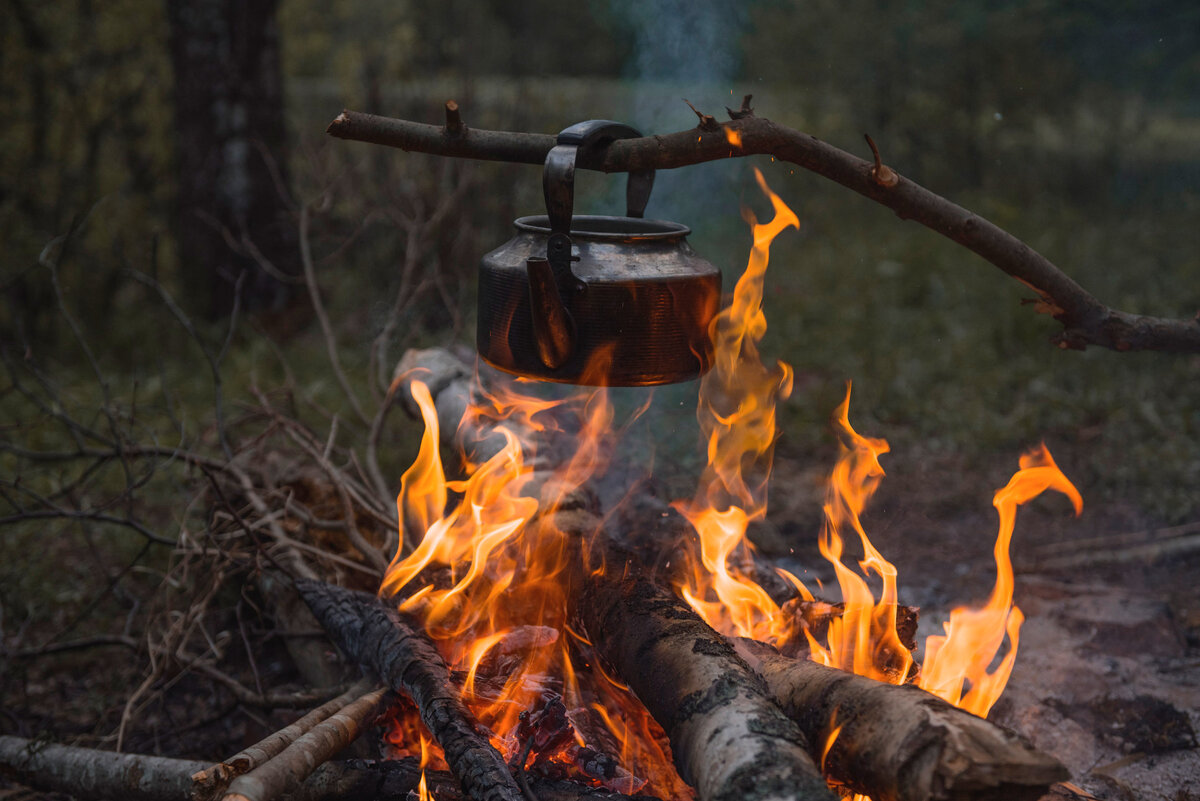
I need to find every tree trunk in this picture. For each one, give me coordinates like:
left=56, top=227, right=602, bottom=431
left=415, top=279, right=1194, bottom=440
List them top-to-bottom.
left=166, top=0, right=298, bottom=317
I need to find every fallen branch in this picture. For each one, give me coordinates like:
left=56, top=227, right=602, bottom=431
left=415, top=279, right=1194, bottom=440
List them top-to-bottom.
left=328, top=106, right=1200, bottom=354
left=579, top=575, right=837, bottom=801
left=294, top=579, right=525, bottom=801
left=731, top=638, right=1068, bottom=801
left=192, top=679, right=375, bottom=796
left=222, top=685, right=389, bottom=801
left=0, top=735, right=206, bottom=801
left=0, top=737, right=654, bottom=801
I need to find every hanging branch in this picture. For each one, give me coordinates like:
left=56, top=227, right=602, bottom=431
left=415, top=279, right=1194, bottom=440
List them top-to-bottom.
left=327, top=102, right=1200, bottom=355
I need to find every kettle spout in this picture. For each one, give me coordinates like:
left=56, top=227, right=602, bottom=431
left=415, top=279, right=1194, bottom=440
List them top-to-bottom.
left=526, top=256, right=575, bottom=370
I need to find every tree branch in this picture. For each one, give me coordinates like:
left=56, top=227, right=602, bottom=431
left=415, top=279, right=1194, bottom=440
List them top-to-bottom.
left=327, top=107, right=1200, bottom=354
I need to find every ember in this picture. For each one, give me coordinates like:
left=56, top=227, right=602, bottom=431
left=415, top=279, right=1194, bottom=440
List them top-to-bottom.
left=375, top=170, right=1083, bottom=800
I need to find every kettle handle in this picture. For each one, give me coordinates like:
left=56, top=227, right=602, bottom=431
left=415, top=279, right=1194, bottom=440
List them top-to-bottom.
left=543, top=120, right=656, bottom=237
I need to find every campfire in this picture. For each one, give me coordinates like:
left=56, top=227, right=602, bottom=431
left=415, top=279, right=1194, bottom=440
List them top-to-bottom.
left=19, top=100, right=1185, bottom=801
left=286, top=170, right=1081, bottom=801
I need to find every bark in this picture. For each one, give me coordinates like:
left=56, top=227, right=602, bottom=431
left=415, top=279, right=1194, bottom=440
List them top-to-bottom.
left=329, top=108, right=1200, bottom=354
left=579, top=575, right=837, bottom=801
left=293, top=578, right=524, bottom=801
left=731, top=639, right=1069, bottom=801
left=193, top=679, right=374, bottom=795
left=222, top=686, right=388, bottom=801
left=0, top=735, right=206, bottom=801
left=0, top=737, right=655, bottom=801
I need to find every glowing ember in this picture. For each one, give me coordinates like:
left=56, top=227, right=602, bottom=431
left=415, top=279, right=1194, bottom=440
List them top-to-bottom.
left=380, top=169, right=1082, bottom=800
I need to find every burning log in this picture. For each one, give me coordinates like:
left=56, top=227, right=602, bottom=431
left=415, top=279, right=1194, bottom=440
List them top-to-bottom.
left=579, top=574, right=838, bottom=801
left=293, top=578, right=525, bottom=801
left=732, top=638, right=1069, bottom=801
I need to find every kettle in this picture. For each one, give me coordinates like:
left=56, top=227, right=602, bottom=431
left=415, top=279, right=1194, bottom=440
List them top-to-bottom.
left=476, top=120, right=722, bottom=386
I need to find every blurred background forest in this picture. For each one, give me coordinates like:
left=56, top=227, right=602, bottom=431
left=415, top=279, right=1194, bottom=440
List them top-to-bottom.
left=1, top=0, right=1199, bottom=760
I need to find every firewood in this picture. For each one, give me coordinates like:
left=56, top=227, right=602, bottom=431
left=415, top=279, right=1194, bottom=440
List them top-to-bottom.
left=579, top=574, right=838, bottom=801
left=294, top=578, right=525, bottom=801
left=731, top=638, right=1069, bottom=801
left=193, top=678, right=375, bottom=796
left=222, top=686, right=389, bottom=801
left=0, top=735, right=207, bottom=801
left=0, top=736, right=659, bottom=801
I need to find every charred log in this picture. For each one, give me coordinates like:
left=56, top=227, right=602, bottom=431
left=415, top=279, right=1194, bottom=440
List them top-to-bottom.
left=579, top=574, right=837, bottom=801
left=293, top=578, right=524, bottom=801
left=732, top=638, right=1069, bottom=801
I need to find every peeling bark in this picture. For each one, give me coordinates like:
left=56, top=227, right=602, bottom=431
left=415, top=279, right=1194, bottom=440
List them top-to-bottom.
left=193, top=679, right=374, bottom=796
left=222, top=686, right=388, bottom=801
left=0, top=737, right=656, bottom=801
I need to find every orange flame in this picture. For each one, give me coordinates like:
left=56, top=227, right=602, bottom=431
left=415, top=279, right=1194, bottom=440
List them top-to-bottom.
left=674, top=167, right=802, bottom=642
left=666, top=171, right=1083, bottom=734
left=382, top=355, right=684, bottom=796
left=805, top=385, right=913, bottom=683
left=918, top=443, right=1082, bottom=715
left=416, top=734, right=434, bottom=801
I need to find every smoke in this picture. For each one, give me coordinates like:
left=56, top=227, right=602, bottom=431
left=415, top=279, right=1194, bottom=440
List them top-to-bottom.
left=603, top=0, right=751, bottom=228
left=613, top=0, right=747, bottom=85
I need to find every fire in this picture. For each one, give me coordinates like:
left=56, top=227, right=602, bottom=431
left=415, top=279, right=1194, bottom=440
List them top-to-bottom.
left=380, top=167, right=1083, bottom=800
left=674, top=168, right=800, bottom=642
left=668, top=171, right=1082, bottom=767
left=381, top=355, right=686, bottom=796
left=918, top=443, right=1083, bottom=715
left=416, top=734, right=434, bottom=801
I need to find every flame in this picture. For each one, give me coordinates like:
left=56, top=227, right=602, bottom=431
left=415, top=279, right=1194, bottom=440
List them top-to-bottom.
left=724, top=127, right=743, bottom=149
left=674, top=167, right=802, bottom=642
left=665, top=170, right=1083, bottom=738
left=381, top=353, right=683, bottom=797
left=805, top=385, right=913, bottom=683
left=918, top=443, right=1082, bottom=715
left=417, top=734, right=434, bottom=801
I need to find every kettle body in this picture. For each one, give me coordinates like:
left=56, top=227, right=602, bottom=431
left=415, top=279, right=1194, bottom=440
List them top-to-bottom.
left=475, top=120, right=722, bottom=387
left=477, top=214, right=721, bottom=385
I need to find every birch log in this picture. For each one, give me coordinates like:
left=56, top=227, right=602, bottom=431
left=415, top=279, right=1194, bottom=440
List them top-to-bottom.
left=580, top=575, right=837, bottom=801
left=732, top=638, right=1068, bottom=801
